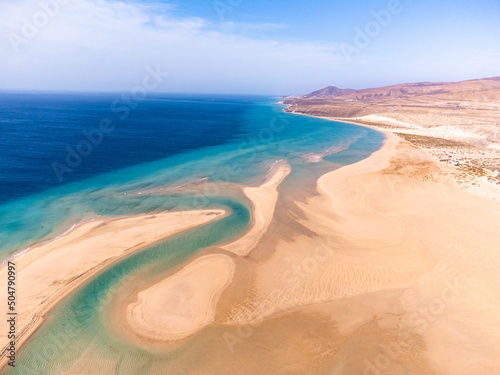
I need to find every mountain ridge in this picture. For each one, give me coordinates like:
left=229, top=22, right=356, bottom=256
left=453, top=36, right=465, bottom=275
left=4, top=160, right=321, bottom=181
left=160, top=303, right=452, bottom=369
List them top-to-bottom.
left=299, top=77, right=500, bottom=102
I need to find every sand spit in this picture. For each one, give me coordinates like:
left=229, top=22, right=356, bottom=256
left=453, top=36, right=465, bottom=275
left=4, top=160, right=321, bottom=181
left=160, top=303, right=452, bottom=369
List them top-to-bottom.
left=4, top=115, right=500, bottom=373
left=114, top=131, right=500, bottom=374
left=122, top=165, right=291, bottom=343
left=221, top=165, right=291, bottom=256
left=0, top=209, right=225, bottom=367
left=126, top=254, right=236, bottom=342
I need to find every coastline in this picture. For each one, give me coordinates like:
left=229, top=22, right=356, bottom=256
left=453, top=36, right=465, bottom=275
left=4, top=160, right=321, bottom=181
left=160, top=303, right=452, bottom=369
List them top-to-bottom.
left=3, top=108, right=500, bottom=373
left=285, top=109, right=500, bottom=199
left=214, top=112, right=500, bottom=373
left=0, top=162, right=294, bottom=370
left=116, top=165, right=292, bottom=345
left=0, top=209, right=226, bottom=369
left=126, top=253, right=236, bottom=342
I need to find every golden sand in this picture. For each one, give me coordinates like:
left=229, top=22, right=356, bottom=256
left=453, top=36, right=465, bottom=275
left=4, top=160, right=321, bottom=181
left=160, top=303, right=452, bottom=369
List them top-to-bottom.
left=4, top=121, right=500, bottom=374
left=104, top=129, right=500, bottom=374
left=217, top=130, right=500, bottom=374
left=122, top=165, right=291, bottom=343
left=221, top=165, right=291, bottom=256
left=0, top=209, right=225, bottom=367
left=126, top=254, right=235, bottom=341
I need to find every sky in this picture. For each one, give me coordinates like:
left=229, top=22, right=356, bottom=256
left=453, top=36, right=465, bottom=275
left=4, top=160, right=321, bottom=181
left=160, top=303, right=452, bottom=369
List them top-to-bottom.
left=0, top=0, right=499, bottom=95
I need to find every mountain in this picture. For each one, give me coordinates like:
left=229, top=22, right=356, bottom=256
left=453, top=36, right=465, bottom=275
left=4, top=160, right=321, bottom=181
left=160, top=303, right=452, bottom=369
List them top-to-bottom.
left=284, top=77, right=500, bottom=150
left=295, top=77, right=500, bottom=102
left=303, top=86, right=355, bottom=98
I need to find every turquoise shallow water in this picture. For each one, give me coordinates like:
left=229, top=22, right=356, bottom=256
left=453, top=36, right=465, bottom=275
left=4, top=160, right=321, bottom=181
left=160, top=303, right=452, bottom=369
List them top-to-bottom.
left=0, top=94, right=384, bottom=374
left=0, top=95, right=383, bottom=261
left=7, top=197, right=249, bottom=374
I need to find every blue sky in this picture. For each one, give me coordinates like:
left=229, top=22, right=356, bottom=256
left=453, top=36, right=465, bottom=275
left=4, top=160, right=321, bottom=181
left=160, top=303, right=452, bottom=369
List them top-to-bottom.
left=1, top=0, right=499, bottom=94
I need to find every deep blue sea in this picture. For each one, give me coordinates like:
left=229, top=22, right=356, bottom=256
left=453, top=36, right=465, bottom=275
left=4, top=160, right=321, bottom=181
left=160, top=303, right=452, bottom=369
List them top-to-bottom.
left=0, top=92, right=266, bottom=201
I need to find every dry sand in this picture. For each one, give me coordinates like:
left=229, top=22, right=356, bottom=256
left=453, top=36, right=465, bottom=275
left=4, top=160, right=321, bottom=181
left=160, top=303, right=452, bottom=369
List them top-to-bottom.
left=285, top=77, right=500, bottom=190
left=0, top=209, right=225, bottom=366
left=126, top=254, right=235, bottom=341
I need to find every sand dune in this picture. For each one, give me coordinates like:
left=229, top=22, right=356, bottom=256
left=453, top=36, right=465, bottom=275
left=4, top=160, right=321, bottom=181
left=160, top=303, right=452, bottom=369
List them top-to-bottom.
left=0, top=209, right=225, bottom=366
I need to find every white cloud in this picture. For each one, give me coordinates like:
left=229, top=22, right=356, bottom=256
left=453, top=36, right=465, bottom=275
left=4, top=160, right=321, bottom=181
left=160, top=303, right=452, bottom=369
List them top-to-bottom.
left=0, top=0, right=343, bottom=94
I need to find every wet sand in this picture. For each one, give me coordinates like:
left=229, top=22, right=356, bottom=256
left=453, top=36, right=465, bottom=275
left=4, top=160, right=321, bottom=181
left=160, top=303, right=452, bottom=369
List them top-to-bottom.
left=4, top=120, right=500, bottom=374
left=118, top=127, right=500, bottom=374
left=217, top=129, right=500, bottom=374
left=221, top=164, right=291, bottom=256
left=122, top=165, right=292, bottom=343
left=0, top=209, right=225, bottom=368
left=126, top=254, right=236, bottom=341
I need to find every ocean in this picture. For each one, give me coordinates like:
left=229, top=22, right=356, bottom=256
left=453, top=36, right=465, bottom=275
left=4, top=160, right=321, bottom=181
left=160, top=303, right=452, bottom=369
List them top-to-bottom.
left=0, top=92, right=384, bottom=374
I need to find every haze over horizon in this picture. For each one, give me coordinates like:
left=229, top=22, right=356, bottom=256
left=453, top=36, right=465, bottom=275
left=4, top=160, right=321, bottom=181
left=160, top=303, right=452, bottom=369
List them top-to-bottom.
left=1, top=0, right=499, bottom=95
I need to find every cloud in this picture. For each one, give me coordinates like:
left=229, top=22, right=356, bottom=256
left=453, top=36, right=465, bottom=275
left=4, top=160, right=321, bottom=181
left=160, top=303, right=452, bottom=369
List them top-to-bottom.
left=0, top=0, right=343, bottom=94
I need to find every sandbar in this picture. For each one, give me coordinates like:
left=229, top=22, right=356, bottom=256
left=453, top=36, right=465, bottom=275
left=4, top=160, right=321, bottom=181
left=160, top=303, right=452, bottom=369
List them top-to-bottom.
left=221, top=164, right=291, bottom=256
left=0, top=209, right=225, bottom=366
left=126, top=253, right=235, bottom=341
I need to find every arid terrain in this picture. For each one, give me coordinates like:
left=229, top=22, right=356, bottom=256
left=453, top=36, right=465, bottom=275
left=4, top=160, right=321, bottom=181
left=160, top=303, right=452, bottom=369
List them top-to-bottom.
left=284, top=77, right=500, bottom=186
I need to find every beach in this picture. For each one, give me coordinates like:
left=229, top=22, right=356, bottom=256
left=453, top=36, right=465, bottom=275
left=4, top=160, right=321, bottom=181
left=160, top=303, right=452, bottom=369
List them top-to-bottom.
left=0, top=0, right=497, bottom=370
left=284, top=78, right=500, bottom=189
left=1, top=95, right=385, bottom=374
left=2, top=111, right=500, bottom=374
left=63, top=120, right=500, bottom=374
left=216, top=124, right=500, bottom=374
left=120, top=164, right=291, bottom=343
left=0, top=209, right=225, bottom=369
left=126, top=253, right=236, bottom=341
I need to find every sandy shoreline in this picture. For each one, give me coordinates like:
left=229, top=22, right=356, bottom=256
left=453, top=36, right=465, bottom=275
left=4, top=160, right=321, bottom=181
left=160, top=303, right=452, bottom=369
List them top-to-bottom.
left=3, top=111, right=500, bottom=373
left=289, top=111, right=500, bottom=197
left=107, top=116, right=500, bottom=373
left=215, top=117, right=500, bottom=373
left=0, top=160, right=293, bottom=371
left=221, top=164, right=291, bottom=256
left=120, top=165, right=292, bottom=344
left=0, top=209, right=225, bottom=368
left=126, top=253, right=236, bottom=342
